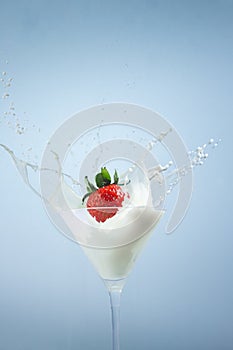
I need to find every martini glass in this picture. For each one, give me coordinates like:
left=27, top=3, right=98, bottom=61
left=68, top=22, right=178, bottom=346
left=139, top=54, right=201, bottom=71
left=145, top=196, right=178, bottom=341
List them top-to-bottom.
left=40, top=103, right=192, bottom=349
left=67, top=169, right=164, bottom=350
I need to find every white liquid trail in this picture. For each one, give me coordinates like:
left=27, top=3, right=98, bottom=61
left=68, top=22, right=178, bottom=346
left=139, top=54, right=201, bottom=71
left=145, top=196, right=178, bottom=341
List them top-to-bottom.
left=1, top=62, right=40, bottom=135
left=0, top=136, right=221, bottom=202
left=0, top=143, right=40, bottom=196
left=0, top=144, right=81, bottom=199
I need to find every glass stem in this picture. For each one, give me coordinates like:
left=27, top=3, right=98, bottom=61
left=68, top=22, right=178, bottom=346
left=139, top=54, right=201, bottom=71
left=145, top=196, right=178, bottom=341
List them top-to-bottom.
left=109, top=288, right=122, bottom=350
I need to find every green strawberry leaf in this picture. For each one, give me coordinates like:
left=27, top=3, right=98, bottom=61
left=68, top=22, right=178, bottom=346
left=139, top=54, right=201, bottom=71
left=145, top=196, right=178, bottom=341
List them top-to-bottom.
left=95, top=167, right=111, bottom=188
left=101, top=167, right=111, bottom=182
left=113, top=169, right=119, bottom=184
left=95, top=173, right=111, bottom=188
left=85, top=176, right=97, bottom=192
left=82, top=192, right=91, bottom=203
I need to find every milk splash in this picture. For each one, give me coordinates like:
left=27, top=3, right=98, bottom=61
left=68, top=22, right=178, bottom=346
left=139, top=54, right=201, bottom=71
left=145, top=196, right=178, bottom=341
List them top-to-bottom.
left=0, top=61, right=38, bottom=136
left=0, top=64, right=221, bottom=234
left=0, top=135, right=220, bottom=209
left=165, top=138, right=221, bottom=195
left=0, top=143, right=82, bottom=197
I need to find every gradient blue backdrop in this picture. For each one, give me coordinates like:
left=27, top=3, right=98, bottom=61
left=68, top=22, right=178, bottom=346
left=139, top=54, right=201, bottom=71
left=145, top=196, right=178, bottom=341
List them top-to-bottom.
left=0, top=1, right=232, bottom=349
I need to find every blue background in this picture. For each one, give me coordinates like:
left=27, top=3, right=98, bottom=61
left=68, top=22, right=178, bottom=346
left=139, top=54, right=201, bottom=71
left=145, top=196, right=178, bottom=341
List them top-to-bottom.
left=0, top=1, right=232, bottom=349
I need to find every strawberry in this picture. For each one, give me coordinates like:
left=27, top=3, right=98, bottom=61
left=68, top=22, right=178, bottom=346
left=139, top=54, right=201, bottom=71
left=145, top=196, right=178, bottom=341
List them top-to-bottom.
left=82, top=167, right=129, bottom=223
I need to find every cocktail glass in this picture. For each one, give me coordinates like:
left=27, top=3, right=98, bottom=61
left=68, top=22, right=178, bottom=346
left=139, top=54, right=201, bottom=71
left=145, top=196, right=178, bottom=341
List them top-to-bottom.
left=40, top=103, right=192, bottom=349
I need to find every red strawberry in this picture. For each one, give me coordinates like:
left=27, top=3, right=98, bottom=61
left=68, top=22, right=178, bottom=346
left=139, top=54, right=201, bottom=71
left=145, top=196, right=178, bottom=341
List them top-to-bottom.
left=82, top=167, right=129, bottom=223
left=87, top=184, right=126, bottom=222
